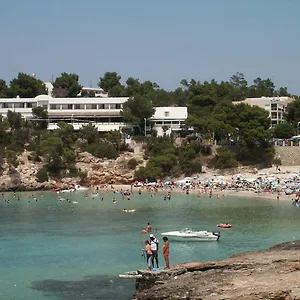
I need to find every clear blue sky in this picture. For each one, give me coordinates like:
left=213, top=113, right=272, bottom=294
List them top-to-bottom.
left=1, top=0, right=299, bottom=94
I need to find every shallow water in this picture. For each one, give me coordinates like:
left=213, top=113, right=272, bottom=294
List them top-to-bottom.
left=0, top=190, right=300, bottom=299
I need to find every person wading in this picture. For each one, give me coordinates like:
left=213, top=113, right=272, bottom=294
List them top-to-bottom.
left=149, top=234, right=159, bottom=268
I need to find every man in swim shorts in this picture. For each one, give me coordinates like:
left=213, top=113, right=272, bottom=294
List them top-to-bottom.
left=149, top=234, right=159, bottom=268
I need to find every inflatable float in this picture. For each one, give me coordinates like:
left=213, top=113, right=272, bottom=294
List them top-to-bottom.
left=217, top=223, right=232, bottom=228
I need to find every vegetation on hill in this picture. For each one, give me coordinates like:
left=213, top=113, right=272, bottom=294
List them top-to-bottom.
left=0, top=71, right=300, bottom=181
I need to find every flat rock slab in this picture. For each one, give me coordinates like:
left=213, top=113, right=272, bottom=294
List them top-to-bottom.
left=134, top=241, right=300, bottom=300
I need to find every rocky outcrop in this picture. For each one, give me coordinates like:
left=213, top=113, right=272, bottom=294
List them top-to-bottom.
left=0, top=150, right=145, bottom=191
left=75, top=151, right=145, bottom=185
left=134, top=241, right=300, bottom=300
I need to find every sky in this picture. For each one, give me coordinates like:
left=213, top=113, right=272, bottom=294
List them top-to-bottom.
left=0, top=0, right=299, bottom=94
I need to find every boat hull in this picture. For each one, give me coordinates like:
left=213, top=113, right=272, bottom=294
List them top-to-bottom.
left=161, top=231, right=220, bottom=242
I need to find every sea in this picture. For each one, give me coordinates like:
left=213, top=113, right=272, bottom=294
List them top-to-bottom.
left=1, top=189, right=300, bottom=300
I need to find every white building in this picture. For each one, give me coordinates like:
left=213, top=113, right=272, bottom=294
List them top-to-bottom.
left=44, top=82, right=108, bottom=98
left=77, top=87, right=108, bottom=98
left=0, top=95, right=129, bottom=132
left=0, top=96, right=189, bottom=134
left=233, top=96, right=295, bottom=126
left=150, top=107, right=188, bottom=136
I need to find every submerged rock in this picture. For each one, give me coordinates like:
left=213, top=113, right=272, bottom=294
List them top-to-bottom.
left=134, top=241, right=300, bottom=299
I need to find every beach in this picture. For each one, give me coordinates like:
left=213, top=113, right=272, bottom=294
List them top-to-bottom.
left=94, top=165, right=300, bottom=203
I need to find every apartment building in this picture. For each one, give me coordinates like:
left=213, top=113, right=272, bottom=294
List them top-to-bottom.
left=233, top=96, right=295, bottom=126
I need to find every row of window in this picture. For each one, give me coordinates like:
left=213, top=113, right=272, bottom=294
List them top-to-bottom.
left=0, top=102, right=36, bottom=108
left=0, top=103, right=123, bottom=110
left=50, top=104, right=122, bottom=110
left=49, top=117, right=124, bottom=123
left=154, top=120, right=184, bottom=125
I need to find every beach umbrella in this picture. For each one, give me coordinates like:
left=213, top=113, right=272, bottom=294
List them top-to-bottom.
left=284, top=188, right=294, bottom=195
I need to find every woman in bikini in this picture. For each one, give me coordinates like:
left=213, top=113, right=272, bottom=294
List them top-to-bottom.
left=162, top=236, right=170, bottom=269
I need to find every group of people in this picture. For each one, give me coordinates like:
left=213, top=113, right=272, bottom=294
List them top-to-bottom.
left=143, top=233, right=170, bottom=271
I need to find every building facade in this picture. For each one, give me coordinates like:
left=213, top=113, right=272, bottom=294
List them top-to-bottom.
left=0, top=96, right=188, bottom=134
left=233, top=96, right=295, bottom=126
left=150, top=107, right=188, bottom=136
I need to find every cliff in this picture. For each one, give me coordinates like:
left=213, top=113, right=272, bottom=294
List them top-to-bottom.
left=0, top=150, right=145, bottom=191
left=134, top=240, right=300, bottom=300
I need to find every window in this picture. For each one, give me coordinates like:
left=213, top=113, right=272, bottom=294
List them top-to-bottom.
left=2, top=103, right=13, bottom=108
left=14, top=103, right=25, bottom=108
left=50, top=104, right=60, bottom=110
left=74, top=104, right=85, bottom=109
left=86, top=104, right=97, bottom=109
left=99, top=104, right=105, bottom=109
left=104, top=104, right=110, bottom=109
left=116, top=104, right=121, bottom=109
left=271, top=104, right=277, bottom=110
left=42, top=105, right=48, bottom=109
left=164, top=111, right=169, bottom=117
left=271, top=112, right=277, bottom=119
left=155, top=121, right=163, bottom=125
left=172, top=121, right=179, bottom=124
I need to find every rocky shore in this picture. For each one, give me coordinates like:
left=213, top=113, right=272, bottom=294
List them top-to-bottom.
left=0, top=150, right=145, bottom=192
left=134, top=240, right=300, bottom=300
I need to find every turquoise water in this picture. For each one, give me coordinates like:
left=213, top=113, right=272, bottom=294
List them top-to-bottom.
left=1, top=190, right=300, bottom=300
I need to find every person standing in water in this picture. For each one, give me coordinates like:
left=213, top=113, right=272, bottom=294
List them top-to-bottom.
left=146, top=222, right=152, bottom=232
left=149, top=234, right=159, bottom=269
left=162, top=236, right=170, bottom=269
left=142, top=240, right=153, bottom=271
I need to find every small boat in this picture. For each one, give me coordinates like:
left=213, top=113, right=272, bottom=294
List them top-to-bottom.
left=61, top=188, right=75, bottom=193
left=123, top=209, right=136, bottom=213
left=217, top=223, right=232, bottom=228
left=161, top=228, right=220, bottom=242
left=119, top=271, right=142, bottom=279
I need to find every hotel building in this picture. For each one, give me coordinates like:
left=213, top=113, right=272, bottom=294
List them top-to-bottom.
left=0, top=95, right=188, bottom=135
left=233, top=96, right=295, bottom=127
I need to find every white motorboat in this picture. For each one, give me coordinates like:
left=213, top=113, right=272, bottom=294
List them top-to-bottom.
left=161, top=228, right=220, bottom=242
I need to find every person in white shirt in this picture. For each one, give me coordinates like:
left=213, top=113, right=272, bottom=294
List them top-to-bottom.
left=149, top=234, right=159, bottom=268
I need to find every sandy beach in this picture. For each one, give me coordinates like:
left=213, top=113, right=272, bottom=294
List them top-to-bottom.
left=94, top=165, right=300, bottom=203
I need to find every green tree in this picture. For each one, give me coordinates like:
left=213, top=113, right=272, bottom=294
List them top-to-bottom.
left=98, top=72, right=126, bottom=96
left=230, top=72, right=248, bottom=101
left=6, top=73, right=47, bottom=98
left=52, top=73, right=82, bottom=98
left=0, top=79, right=8, bottom=97
left=122, top=95, right=155, bottom=126
left=286, top=99, right=300, bottom=127
left=32, top=106, right=48, bottom=130
left=7, top=110, right=22, bottom=130
left=54, top=122, right=77, bottom=147
left=272, top=122, right=295, bottom=139
left=78, top=123, right=98, bottom=144
left=39, top=136, right=64, bottom=171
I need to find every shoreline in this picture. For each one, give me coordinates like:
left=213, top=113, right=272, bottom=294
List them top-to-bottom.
left=0, top=184, right=295, bottom=204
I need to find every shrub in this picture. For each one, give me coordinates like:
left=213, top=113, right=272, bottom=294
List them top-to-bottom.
left=86, top=142, right=118, bottom=159
left=210, top=147, right=238, bottom=169
left=6, top=150, right=19, bottom=168
left=273, top=157, right=282, bottom=166
left=128, top=158, right=138, bottom=169
left=68, top=165, right=88, bottom=179
left=36, top=167, right=49, bottom=182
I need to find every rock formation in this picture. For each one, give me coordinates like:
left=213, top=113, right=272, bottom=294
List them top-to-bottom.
left=0, top=150, right=145, bottom=191
left=134, top=240, right=300, bottom=300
